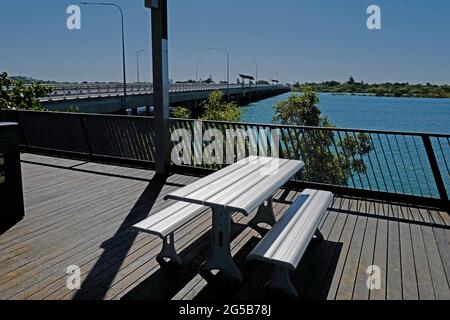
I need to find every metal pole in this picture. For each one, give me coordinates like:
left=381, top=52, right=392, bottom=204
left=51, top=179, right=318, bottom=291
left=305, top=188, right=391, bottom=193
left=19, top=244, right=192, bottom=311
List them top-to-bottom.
left=146, top=0, right=170, bottom=176
left=80, top=2, right=127, bottom=110
left=120, top=7, right=127, bottom=110
left=210, top=48, right=230, bottom=100
left=137, top=49, right=145, bottom=83
left=226, top=50, right=229, bottom=100
left=196, top=61, right=203, bottom=82
left=247, top=61, right=258, bottom=88
left=422, top=136, right=449, bottom=209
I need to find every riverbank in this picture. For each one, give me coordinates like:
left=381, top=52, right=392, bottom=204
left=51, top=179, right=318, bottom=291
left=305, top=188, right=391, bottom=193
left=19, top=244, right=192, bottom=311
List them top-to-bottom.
left=292, top=82, right=450, bottom=99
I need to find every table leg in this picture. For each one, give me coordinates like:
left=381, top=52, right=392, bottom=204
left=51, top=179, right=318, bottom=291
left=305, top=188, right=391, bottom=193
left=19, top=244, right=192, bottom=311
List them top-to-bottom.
left=249, top=197, right=277, bottom=229
left=199, top=206, right=243, bottom=284
left=266, top=265, right=298, bottom=298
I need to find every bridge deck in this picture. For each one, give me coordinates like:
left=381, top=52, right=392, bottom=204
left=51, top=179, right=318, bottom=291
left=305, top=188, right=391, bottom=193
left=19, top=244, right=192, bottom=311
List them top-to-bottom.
left=0, top=154, right=449, bottom=300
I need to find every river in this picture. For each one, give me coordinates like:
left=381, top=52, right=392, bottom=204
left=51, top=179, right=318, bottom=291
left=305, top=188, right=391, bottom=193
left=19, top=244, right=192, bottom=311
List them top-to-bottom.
left=241, top=92, right=450, bottom=134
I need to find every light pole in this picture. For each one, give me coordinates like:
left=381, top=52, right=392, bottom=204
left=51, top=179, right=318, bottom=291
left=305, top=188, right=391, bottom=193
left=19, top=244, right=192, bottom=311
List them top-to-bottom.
left=145, top=0, right=170, bottom=176
left=80, top=2, right=127, bottom=110
left=209, top=48, right=230, bottom=100
left=136, top=49, right=145, bottom=83
left=195, top=61, right=203, bottom=82
left=246, top=61, right=258, bottom=88
left=261, top=66, right=272, bottom=86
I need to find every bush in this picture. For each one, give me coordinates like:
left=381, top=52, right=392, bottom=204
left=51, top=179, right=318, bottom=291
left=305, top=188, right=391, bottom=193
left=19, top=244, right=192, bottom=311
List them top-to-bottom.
left=0, top=72, right=51, bottom=111
left=273, top=87, right=373, bottom=186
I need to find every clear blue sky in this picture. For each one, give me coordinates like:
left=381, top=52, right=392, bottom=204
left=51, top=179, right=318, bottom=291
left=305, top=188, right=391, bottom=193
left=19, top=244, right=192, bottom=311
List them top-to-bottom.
left=1, top=0, right=450, bottom=84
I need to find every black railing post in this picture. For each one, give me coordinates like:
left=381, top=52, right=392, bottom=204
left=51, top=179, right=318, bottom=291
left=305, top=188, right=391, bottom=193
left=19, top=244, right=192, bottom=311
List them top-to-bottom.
left=79, top=115, right=93, bottom=159
left=422, top=135, right=449, bottom=208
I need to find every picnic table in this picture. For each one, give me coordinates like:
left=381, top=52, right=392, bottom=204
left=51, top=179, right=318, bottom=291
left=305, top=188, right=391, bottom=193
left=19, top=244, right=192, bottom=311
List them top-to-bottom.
left=164, top=156, right=304, bottom=283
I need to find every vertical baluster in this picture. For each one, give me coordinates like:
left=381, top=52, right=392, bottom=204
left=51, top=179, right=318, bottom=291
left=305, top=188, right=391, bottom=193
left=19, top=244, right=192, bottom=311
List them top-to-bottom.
left=386, top=134, right=405, bottom=194
left=403, top=135, right=424, bottom=197
left=422, top=135, right=448, bottom=202
left=413, top=136, right=433, bottom=197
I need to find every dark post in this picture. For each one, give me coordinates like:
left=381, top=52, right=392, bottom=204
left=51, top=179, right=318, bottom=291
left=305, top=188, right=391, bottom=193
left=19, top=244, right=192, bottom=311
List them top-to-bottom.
left=146, top=0, right=170, bottom=176
left=0, top=123, right=25, bottom=225
left=422, top=135, right=449, bottom=210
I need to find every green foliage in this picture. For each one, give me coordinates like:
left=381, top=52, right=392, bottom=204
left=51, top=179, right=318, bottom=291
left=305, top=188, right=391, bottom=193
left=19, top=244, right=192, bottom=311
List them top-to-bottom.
left=0, top=72, right=51, bottom=111
left=292, top=78, right=450, bottom=99
left=273, top=87, right=373, bottom=186
left=273, top=88, right=323, bottom=126
left=201, top=90, right=241, bottom=122
left=66, top=106, right=80, bottom=113
left=172, top=106, right=192, bottom=119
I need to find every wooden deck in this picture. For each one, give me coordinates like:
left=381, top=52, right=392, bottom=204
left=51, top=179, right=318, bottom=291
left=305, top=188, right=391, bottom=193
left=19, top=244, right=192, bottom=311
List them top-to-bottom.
left=0, top=153, right=449, bottom=300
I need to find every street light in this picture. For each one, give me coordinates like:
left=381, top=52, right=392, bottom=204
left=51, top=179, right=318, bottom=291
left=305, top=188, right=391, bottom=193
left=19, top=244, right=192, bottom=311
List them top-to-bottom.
left=80, top=2, right=127, bottom=110
left=209, top=48, right=230, bottom=100
left=136, top=49, right=145, bottom=83
left=195, top=61, right=203, bottom=82
left=246, top=61, right=258, bottom=88
left=260, top=66, right=272, bottom=86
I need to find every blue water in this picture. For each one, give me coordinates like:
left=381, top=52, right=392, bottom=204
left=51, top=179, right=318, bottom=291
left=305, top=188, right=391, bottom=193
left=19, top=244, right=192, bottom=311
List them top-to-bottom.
left=241, top=92, right=450, bottom=134
left=241, top=92, right=450, bottom=198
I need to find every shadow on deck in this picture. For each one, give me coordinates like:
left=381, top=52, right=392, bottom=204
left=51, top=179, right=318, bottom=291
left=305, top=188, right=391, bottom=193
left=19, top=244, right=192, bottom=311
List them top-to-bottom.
left=0, top=154, right=449, bottom=300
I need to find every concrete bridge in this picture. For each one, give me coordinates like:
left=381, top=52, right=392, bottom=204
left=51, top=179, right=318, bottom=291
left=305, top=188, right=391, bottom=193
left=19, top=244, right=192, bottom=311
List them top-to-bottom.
left=39, top=83, right=290, bottom=114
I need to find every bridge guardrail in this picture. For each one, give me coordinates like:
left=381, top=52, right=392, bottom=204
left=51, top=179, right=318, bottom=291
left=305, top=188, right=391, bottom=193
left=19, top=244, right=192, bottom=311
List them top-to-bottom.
left=34, top=83, right=288, bottom=101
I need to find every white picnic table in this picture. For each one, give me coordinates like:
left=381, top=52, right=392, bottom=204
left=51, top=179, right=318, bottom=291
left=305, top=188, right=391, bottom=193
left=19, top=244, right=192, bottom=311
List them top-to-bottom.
left=164, top=156, right=304, bottom=283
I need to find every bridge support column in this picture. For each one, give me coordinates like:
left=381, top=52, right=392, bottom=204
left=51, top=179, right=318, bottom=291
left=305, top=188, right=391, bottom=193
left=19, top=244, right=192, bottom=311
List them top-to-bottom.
left=146, top=0, right=170, bottom=176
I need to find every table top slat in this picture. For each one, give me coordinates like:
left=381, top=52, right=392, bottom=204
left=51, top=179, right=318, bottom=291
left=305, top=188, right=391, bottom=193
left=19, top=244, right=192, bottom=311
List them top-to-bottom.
left=165, top=157, right=304, bottom=215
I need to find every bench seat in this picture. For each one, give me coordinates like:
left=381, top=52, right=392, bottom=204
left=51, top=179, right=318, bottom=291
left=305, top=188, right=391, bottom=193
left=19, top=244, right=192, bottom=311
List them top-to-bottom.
left=248, top=189, right=334, bottom=297
left=133, top=202, right=207, bottom=266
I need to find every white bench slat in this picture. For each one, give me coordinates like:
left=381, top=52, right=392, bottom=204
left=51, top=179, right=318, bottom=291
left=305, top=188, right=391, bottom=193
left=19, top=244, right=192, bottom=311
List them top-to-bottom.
left=165, top=156, right=263, bottom=200
left=166, top=157, right=304, bottom=216
left=185, top=158, right=272, bottom=204
left=205, top=159, right=290, bottom=208
left=227, top=161, right=302, bottom=214
left=248, top=189, right=333, bottom=271
left=133, top=202, right=207, bottom=238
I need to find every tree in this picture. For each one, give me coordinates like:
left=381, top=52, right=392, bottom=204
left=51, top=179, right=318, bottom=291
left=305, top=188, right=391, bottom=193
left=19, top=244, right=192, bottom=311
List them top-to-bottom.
left=0, top=72, right=51, bottom=111
left=347, top=76, right=355, bottom=85
left=273, top=87, right=373, bottom=186
left=201, top=90, right=241, bottom=122
left=172, top=106, right=192, bottom=119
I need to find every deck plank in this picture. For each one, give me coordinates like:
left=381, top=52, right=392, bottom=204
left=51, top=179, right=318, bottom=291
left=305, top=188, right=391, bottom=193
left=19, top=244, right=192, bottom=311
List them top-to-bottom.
left=0, top=155, right=449, bottom=300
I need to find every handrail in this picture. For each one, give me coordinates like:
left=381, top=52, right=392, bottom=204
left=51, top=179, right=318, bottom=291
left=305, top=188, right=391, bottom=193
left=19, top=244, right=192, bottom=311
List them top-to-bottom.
left=35, top=83, right=288, bottom=101
left=1, top=109, right=448, bottom=211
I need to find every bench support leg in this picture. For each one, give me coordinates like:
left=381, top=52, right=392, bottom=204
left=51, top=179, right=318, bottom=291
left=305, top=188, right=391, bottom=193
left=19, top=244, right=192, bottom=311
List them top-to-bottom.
left=249, top=197, right=277, bottom=229
left=200, top=206, right=243, bottom=284
left=314, top=229, right=324, bottom=241
left=156, top=234, right=182, bottom=267
left=266, top=265, right=298, bottom=298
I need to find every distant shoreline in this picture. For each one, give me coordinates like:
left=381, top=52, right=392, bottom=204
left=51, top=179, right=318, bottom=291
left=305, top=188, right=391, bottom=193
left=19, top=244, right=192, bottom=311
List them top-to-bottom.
left=292, top=81, right=450, bottom=99
left=325, top=92, right=450, bottom=99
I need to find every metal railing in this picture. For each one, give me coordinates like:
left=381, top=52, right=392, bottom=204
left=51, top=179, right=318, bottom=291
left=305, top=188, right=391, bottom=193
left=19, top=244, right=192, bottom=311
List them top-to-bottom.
left=34, top=83, right=287, bottom=102
left=2, top=109, right=449, bottom=210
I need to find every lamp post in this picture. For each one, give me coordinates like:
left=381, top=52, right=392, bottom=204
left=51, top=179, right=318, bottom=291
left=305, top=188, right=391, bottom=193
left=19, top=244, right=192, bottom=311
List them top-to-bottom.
left=145, top=0, right=170, bottom=176
left=80, top=2, right=128, bottom=110
left=209, top=48, right=230, bottom=100
left=136, top=49, right=145, bottom=83
left=195, top=61, right=203, bottom=82
left=246, top=61, right=258, bottom=88
left=261, top=66, right=272, bottom=86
